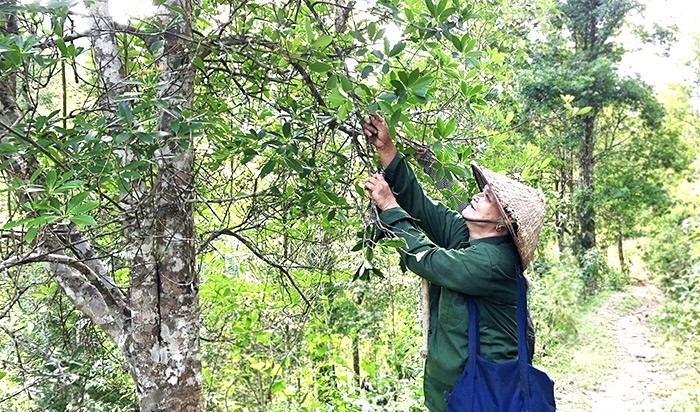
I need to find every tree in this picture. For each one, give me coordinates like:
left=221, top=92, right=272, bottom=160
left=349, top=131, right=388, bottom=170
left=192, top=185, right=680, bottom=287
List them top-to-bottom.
left=0, top=0, right=509, bottom=410
left=1, top=0, right=202, bottom=409
left=519, top=0, right=665, bottom=260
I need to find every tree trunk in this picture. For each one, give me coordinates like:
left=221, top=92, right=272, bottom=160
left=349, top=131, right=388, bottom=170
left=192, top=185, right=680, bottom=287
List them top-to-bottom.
left=1, top=0, right=204, bottom=409
left=123, top=0, right=203, bottom=409
left=577, top=115, right=596, bottom=254
left=555, top=172, right=565, bottom=253
left=617, top=224, right=628, bottom=275
left=352, top=336, right=361, bottom=389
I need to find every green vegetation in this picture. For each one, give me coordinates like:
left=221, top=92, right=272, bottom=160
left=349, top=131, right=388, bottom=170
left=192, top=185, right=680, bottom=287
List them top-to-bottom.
left=0, top=0, right=697, bottom=410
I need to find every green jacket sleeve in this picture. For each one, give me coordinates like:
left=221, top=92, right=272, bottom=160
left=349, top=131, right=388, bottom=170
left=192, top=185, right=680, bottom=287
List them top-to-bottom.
left=383, top=152, right=468, bottom=249
left=380, top=207, right=516, bottom=299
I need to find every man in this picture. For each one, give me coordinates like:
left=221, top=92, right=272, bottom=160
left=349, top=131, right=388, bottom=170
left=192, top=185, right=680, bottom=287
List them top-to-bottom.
left=362, top=114, right=546, bottom=412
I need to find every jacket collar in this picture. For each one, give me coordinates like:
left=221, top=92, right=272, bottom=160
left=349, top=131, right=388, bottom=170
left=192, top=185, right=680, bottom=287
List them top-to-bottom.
left=469, top=234, right=514, bottom=247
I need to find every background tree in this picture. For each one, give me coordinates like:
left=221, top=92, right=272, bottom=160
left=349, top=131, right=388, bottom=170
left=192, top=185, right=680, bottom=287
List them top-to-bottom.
left=518, top=0, right=668, bottom=262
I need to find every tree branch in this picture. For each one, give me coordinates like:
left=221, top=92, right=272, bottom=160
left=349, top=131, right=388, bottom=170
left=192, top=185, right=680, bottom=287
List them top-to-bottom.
left=221, top=230, right=312, bottom=310
left=0, top=252, right=127, bottom=343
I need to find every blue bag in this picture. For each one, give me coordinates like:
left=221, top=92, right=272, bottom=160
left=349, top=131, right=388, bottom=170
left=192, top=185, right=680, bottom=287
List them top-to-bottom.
left=445, top=263, right=556, bottom=411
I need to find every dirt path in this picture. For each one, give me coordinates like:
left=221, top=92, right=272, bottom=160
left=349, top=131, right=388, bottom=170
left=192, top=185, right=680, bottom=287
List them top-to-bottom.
left=555, top=283, right=676, bottom=411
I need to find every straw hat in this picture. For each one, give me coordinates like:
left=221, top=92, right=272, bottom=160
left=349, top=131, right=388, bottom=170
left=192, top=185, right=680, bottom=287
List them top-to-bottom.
left=470, top=162, right=546, bottom=270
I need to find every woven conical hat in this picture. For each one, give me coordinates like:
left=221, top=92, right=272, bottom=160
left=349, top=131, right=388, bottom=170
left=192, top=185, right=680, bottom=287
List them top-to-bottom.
left=470, top=162, right=546, bottom=270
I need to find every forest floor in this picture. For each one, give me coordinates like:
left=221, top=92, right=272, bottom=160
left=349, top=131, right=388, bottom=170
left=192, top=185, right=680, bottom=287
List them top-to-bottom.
left=551, top=277, right=699, bottom=411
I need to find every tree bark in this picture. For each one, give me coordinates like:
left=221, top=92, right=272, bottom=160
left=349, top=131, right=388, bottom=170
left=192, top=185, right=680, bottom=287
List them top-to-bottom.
left=0, top=0, right=204, bottom=409
left=85, top=0, right=126, bottom=105
left=122, top=0, right=203, bottom=409
left=577, top=115, right=596, bottom=253
left=617, top=224, right=628, bottom=275
left=352, top=336, right=361, bottom=389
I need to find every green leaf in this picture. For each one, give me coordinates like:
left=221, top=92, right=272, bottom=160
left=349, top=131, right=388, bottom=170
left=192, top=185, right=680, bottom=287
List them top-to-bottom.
left=425, top=0, right=436, bottom=17
left=436, top=0, right=448, bottom=16
left=440, top=7, right=456, bottom=21
left=304, top=19, right=314, bottom=44
left=367, top=22, right=377, bottom=39
left=449, top=34, right=462, bottom=51
left=311, top=35, right=333, bottom=50
left=56, top=37, right=68, bottom=56
left=462, top=38, right=477, bottom=53
left=150, top=39, right=164, bottom=54
left=388, top=41, right=406, bottom=57
left=193, top=56, right=205, bottom=70
left=309, top=62, right=333, bottom=72
left=326, top=74, right=338, bottom=89
left=339, top=74, right=353, bottom=93
left=411, top=76, right=434, bottom=98
left=327, top=87, right=347, bottom=108
left=153, top=99, right=169, bottom=109
left=118, top=102, right=134, bottom=125
left=337, top=104, right=349, bottom=121
left=576, top=106, right=592, bottom=116
left=389, top=109, right=402, bottom=127
left=505, top=112, right=514, bottom=124
left=445, top=118, right=457, bottom=136
left=282, top=122, right=292, bottom=138
left=137, top=132, right=154, bottom=143
left=0, top=143, right=18, bottom=154
left=285, top=158, right=305, bottom=175
left=259, top=159, right=276, bottom=178
left=45, top=169, right=57, bottom=189
left=57, top=180, right=85, bottom=191
left=354, top=182, right=365, bottom=196
left=67, top=191, right=90, bottom=211
left=317, top=191, right=334, bottom=205
left=70, top=200, right=99, bottom=215
left=29, top=215, right=58, bottom=227
left=70, top=215, right=97, bottom=226
left=3, top=217, right=33, bottom=230
left=25, top=227, right=38, bottom=243
left=379, top=238, right=407, bottom=248
left=351, top=240, right=364, bottom=252
left=371, top=267, right=385, bottom=279
left=271, top=381, right=285, bottom=394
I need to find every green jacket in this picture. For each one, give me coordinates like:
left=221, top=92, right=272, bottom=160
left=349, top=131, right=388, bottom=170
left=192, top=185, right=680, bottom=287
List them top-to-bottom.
left=379, top=153, right=519, bottom=412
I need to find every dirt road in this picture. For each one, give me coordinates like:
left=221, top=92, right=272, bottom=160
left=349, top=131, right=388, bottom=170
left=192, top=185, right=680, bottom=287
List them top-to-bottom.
left=555, top=283, right=678, bottom=411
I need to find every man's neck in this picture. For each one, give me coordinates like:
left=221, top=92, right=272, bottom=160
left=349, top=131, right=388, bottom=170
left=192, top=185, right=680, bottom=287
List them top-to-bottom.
left=467, top=223, right=508, bottom=241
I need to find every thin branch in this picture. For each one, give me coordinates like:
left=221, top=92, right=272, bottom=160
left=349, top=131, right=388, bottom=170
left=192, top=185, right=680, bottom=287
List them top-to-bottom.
left=221, top=230, right=311, bottom=310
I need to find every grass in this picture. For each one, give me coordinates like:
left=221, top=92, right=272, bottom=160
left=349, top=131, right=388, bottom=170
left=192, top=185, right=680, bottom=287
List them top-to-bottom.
left=535, top=290, right=618, bottom=410
left=617, top=293, right=642, bottom=314
left=651, top=303, right=700, bottom=411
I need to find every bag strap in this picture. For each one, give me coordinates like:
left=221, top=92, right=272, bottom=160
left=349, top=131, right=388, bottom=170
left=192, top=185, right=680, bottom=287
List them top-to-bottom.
left=468, top=259, right=531, bottom=364
left=515, top=261, right=531, bottom=364
left=468, top=298, right=481, bottom=355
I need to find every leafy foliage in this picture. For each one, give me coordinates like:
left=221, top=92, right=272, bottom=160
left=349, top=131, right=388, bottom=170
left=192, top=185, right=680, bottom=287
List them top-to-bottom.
left=0, top=0, right=697, bottom=409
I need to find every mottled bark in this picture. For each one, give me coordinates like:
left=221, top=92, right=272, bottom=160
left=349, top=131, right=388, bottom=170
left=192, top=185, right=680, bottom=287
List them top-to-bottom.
left=1, top=0, right=203, bottom=409
left=85, top=0, right=126, bottom=105
left=125, top=0, right=203, bottom=409
left=0, top=2, right=35, bottom=179
left=0, top=4, right=18, bottom=125
left=352, top=336, right=361, bottom=388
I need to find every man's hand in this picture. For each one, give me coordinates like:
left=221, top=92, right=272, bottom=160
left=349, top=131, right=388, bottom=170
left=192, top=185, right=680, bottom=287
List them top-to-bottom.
left=363, top=114, right=397, bottom=168
left=364, top=173, right=399, bottom=211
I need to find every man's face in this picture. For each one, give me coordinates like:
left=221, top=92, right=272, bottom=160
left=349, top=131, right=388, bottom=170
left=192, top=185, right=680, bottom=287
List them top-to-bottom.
left=461, top=184, right=504, bottom=222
